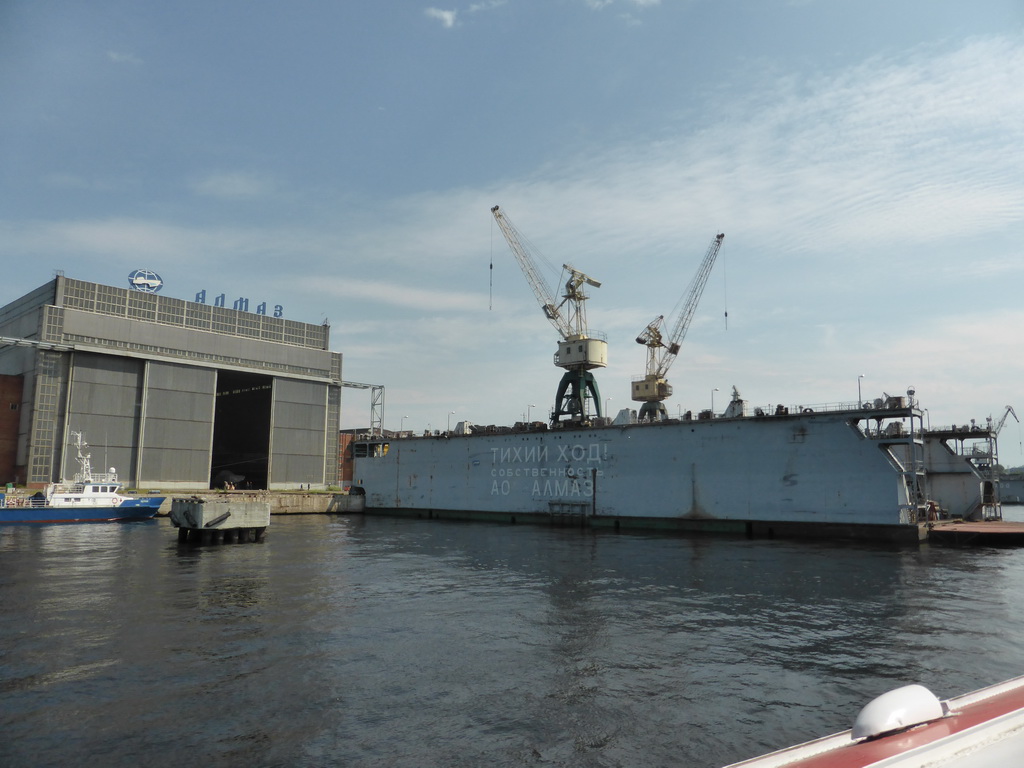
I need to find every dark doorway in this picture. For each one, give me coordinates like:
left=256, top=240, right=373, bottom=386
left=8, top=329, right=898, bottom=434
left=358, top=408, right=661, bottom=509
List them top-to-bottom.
left=211, top=370, right=272, bottom=489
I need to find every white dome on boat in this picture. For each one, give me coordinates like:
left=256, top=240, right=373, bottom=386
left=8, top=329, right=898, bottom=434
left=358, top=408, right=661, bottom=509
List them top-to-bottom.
left=852, top=684, right=945, bottom=740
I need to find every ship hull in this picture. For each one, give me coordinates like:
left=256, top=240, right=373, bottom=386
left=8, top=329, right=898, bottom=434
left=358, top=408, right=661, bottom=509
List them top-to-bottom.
left=352, top=407, right=952, bottom=541
left=0, top=498, right=164, bottom=524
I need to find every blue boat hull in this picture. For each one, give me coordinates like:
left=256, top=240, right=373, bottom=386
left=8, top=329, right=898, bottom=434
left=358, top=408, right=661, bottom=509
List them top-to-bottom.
left=0, top=498, right=165, bottom=524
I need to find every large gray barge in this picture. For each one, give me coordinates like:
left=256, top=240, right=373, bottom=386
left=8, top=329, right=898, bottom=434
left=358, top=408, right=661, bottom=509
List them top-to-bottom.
left=351, top=388, right=1001, bottom=543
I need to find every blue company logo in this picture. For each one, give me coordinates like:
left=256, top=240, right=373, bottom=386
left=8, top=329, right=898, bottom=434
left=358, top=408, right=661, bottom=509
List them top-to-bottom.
left=128, top=269, right=163, bottom=293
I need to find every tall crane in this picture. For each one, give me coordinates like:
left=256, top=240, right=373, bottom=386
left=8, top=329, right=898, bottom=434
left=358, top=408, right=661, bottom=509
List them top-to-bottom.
left=491, top=205, right=608, bottom=425
left=632, top=233, right=725, bottom=421
left=989, top=405, right=1019, bottom=435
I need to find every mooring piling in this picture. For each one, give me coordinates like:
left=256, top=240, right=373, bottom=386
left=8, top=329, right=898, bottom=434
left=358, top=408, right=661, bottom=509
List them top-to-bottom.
left=171, top=496, right=271, bottom=545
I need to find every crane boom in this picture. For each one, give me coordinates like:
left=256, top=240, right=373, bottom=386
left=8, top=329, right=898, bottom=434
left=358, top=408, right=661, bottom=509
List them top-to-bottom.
left=491, top=205, right=570, bottom=339
left=658, top=232, right=725, bottom=378
left=632, top=233, right=724, bottom=421
left=992, top=405, right=1019, bottom=435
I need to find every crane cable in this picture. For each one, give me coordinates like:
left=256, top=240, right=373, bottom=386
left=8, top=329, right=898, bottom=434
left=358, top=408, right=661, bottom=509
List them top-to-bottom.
left=489, top=217, right=494, bottom=311
left=723, top=240, right=729, bottom=330
left=1017, top=417, right=1023, bottom=462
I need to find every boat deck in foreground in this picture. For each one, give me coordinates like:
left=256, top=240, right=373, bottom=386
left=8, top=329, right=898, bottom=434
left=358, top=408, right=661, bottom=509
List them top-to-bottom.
left=725, top=675, right=1024, bottom=767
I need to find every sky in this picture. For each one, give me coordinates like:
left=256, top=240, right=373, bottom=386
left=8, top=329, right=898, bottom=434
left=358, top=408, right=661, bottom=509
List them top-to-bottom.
left=2, top=0, right=1024, bottom=466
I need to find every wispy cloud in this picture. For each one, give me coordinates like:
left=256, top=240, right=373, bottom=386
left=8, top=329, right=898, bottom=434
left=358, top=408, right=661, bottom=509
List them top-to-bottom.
left=468, top=0, right=506, bottom=12
left=468, top=0, right=505, bottom=11
left=583, top=0, right=660, bottom=9
left=425, top=7, right=457, bottom=28
left=484, top=35, right=1024, bottom=269
left=14, top=36, right=1022, bottom=289
left=106, top=50, right=142, bottom=65
left=190, top=172, right=275, bottom=199
left=41, top=173, right=121, bottom=192
left=2, top=217, right=280, bottom=268
left=297, top=276, right=484, bottom=312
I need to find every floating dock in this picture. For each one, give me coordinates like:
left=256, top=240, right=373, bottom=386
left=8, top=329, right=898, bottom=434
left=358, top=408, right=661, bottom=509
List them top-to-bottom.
left=170, top=497, right=270, bottom=545
left=927, top=520, right=1024, bottom=547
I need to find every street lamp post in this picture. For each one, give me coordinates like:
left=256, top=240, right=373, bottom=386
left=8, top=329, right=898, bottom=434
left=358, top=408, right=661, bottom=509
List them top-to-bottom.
left=858, top=374, right=865, bottom=407
left=711, top=387, right=719, bottom=416
left=605, top=397, right=612, bottom=419
left=527, top=404, right=535, bottom=422
left=447, top=410, right=455, bottom=432
left=400, top=415, right=408, bottom=433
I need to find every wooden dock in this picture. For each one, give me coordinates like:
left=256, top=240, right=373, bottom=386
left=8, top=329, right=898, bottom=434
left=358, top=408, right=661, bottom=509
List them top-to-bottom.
left=927, top=520, right=1024, bottom=547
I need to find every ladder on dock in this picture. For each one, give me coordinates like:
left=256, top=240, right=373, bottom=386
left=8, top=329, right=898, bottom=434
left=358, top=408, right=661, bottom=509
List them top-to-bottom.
left=548, top=500, right=590, bottom=526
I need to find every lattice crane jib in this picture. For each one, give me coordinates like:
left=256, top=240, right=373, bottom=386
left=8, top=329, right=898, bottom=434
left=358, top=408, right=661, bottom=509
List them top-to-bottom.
left=632, top=233, right=724, bottom=420
left=991, top=405, right=1019, bottom=435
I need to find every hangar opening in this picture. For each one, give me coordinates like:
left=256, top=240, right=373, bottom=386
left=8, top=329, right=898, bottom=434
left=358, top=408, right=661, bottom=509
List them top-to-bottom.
left=212, top=370, right=272, bottom=489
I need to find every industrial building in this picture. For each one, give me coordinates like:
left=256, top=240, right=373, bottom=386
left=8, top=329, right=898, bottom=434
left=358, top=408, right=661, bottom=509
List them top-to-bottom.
left=0, top=275, right=342, bottom=490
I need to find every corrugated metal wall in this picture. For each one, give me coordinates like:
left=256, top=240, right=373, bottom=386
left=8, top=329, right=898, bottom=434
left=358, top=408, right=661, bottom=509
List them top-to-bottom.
left=64, top=352, right=143, bottom=482
left=139, top=361, right=215, bottom=486
left=270, top=378, right=328, bottom=488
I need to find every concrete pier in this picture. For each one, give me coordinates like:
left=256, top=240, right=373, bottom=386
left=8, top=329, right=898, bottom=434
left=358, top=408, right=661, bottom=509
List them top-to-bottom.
left=156, top=491, right=364, bottom=518
left=171, top=497, right=271, bottom=545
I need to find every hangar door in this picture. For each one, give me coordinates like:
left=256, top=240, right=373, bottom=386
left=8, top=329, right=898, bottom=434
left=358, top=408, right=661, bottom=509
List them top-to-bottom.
left=64, top=353, right=142, bottom=484
left=138, top=361, right=215, bottom=487
left=270, top=378, right=328, bottom=488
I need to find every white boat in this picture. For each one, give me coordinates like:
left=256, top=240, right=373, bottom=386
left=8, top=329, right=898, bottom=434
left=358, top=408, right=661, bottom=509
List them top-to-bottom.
left=0, top=432, right=164, bottom=524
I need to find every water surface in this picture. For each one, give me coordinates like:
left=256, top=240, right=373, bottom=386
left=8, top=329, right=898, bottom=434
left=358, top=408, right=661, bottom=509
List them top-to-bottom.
left=2, top=515, right=1023, bottom=767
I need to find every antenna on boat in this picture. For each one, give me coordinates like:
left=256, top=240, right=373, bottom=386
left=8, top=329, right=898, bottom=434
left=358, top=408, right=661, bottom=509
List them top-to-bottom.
left=69, top=431, right=93, bottom=482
